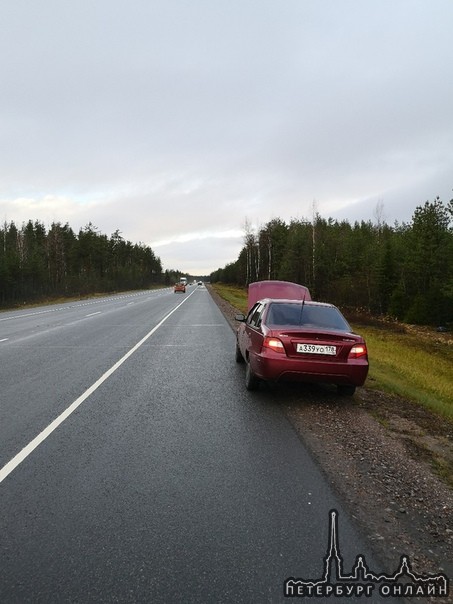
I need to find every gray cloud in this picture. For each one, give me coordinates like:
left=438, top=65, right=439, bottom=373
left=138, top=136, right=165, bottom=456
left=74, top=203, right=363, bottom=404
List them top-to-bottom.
left=1, top=0, right=452, bottom=273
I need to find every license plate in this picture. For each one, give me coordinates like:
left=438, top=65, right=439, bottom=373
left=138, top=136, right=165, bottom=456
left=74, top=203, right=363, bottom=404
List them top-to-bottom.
left=296, top=343, right=337, bottom=355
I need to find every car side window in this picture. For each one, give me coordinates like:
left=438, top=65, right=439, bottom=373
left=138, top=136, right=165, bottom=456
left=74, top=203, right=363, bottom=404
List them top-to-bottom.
left=247, top=303, right=264, bottom=328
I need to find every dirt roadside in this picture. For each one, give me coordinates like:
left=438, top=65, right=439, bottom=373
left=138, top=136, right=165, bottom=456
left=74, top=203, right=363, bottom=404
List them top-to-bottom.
left=207, top=284, right=453, bottom=601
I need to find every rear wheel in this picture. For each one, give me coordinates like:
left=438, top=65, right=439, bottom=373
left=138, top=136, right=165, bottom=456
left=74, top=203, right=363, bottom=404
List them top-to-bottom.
left=245, top=361, right=260, bottom=391
left=337, top=384, right=356, bottom=396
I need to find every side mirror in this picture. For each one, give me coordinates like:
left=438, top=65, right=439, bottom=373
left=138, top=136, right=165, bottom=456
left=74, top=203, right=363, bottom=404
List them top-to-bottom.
left=235, top=313, right=246, bottom=322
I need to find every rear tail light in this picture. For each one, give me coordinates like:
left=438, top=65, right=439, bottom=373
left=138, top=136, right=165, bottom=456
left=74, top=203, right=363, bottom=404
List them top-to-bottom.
left=263, top=336, right=285, bottom=353
left=348, top=344, right=368, bottom=359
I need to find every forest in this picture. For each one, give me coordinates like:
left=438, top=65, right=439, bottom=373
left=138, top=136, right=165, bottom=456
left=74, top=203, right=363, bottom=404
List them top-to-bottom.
left=2, top=198, right=452, bottom=326
left=210, top=198, right=453, bottom=326
left=0, top=220, right=169, bottom=306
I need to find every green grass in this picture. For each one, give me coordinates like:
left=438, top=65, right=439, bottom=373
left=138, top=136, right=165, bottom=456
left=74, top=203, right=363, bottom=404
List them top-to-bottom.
left=211, top=283, right=453, bottom=422
left=212, top=283, right=248, bottom=313
left=356, top=326, right=453, bottom=422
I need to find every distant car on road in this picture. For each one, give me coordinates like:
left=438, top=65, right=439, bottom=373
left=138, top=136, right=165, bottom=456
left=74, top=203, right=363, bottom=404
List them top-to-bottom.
left=235, top=281, right=368, bottom=395
left=174, top=283, right=186, bottom=293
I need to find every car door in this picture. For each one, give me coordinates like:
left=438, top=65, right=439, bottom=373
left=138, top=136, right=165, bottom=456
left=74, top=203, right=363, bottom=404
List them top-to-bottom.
left=243, top=302, right=265, bottom=362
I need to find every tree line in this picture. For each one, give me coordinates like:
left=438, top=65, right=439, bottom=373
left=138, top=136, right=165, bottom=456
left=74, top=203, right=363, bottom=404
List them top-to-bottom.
left=210, top=198, right=453, bottom=326
left=0, top=220, right=164, bottom=306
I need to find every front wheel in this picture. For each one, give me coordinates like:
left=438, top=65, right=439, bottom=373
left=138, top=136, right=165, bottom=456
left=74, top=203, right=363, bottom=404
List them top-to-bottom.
left=235, top=342, right=244, bottom=363
left=245, top=361, right=260, bottom=391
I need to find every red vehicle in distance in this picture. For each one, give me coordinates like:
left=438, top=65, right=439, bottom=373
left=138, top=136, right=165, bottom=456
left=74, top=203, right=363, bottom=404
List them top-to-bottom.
left=235, top=281, right=369, bottom=395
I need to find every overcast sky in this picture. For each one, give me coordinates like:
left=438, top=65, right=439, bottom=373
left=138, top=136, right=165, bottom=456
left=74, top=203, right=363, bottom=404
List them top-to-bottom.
left=1, top=1, right=452, bottom=275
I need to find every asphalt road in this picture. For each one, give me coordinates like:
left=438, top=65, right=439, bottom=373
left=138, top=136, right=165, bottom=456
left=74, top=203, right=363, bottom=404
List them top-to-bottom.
left=0, top=285, right=398, bottom=603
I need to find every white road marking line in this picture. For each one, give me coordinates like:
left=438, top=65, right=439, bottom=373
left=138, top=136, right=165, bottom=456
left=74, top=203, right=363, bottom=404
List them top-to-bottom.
left=0, top=290, right=196, bottom=484
left=0, top=291, right=164, bottom=322
left=0, top=308, right=64, bottom=321
left=86, top=311, right=102, bottom=317
left=0, top=338, right=8, bottom=342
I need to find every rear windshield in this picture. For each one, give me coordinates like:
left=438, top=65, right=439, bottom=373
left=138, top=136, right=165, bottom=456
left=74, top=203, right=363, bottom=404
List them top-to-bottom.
left=266, top=303, right=350, bottom=331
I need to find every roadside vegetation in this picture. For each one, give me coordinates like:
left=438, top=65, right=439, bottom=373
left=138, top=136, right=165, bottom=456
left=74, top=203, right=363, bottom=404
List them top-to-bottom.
left=210, top=198, right=453, bottom=327
left=0, top=221, right=187, bottom=307
left=211, top=282, right=453, bottom=423
left=356, top=323, right=453, bottom=422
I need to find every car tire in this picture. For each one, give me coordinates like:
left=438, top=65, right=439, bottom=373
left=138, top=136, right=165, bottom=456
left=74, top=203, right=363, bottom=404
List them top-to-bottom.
left=235, top=342, right=244, bottom=363
left=245, top=361, right=259, bottom=391
left=337, top=384, right=356, bottom=396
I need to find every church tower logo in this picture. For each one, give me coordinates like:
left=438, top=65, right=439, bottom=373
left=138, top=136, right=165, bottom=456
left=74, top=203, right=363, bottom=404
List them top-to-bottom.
left=284, top=509, right=449, bottom=599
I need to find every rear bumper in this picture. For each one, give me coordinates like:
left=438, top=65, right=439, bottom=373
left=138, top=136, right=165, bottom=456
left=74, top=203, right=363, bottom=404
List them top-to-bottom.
left=250, top=351, right=369, bottom=386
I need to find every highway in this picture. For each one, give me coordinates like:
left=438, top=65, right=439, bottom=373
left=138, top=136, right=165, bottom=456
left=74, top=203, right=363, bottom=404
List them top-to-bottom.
left=0, top=285, right=395, bottom=603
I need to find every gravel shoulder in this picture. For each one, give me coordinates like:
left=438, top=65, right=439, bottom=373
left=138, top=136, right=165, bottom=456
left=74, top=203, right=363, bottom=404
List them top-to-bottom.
left=207, top=285, right=453, bottom=600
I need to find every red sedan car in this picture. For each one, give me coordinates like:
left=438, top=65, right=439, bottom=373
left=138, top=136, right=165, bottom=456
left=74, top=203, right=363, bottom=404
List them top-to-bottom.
left=235, top=290, right=368, bottom=395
